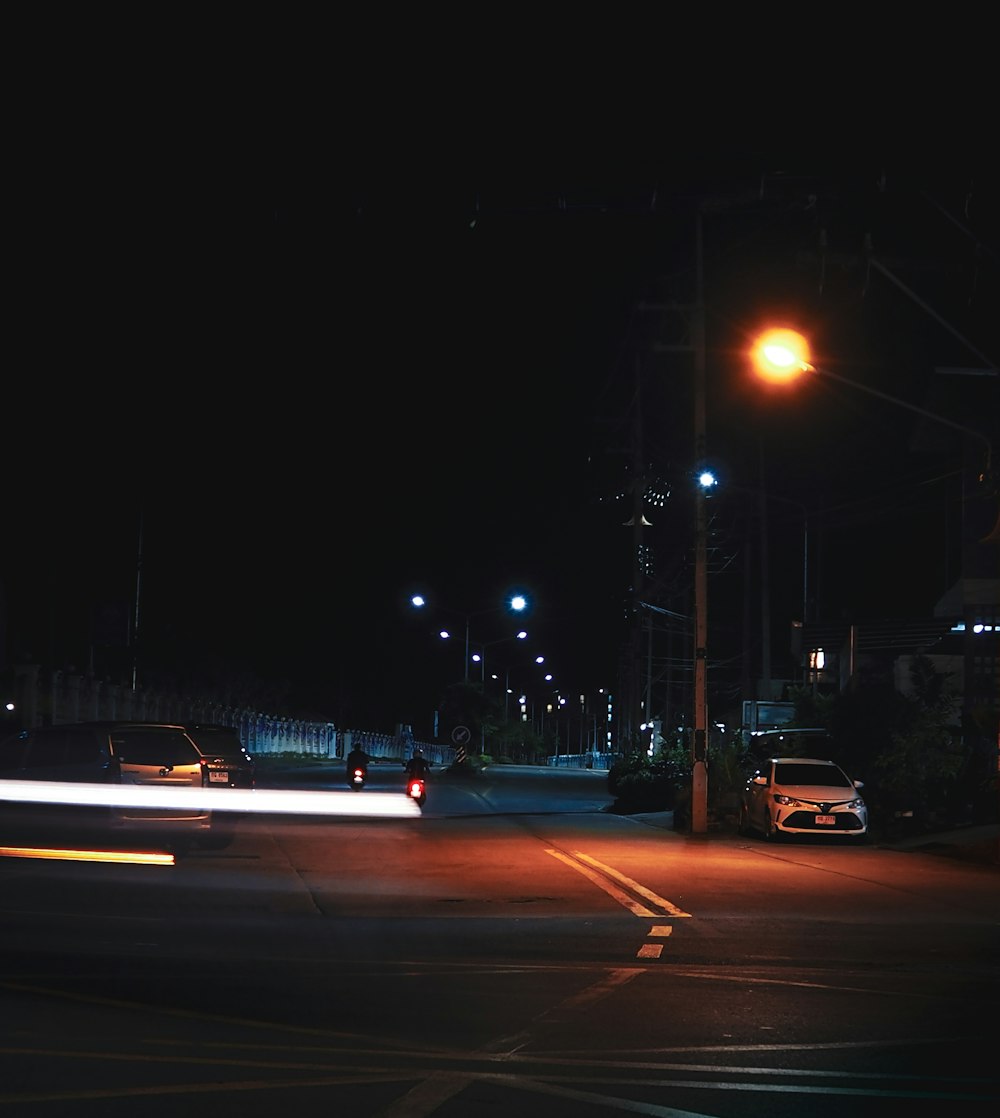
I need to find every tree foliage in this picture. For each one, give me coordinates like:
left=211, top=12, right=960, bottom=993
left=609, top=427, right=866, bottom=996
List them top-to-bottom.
left=868, top=655, right=965, bottom=816
left=790, top=656, right=970, bottom=825
left=607, top=743, right=688, bottom=809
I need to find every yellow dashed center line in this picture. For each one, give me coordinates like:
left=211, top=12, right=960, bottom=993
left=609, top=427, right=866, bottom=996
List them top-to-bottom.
left=546, top=850, right=691, bottom=962
left=568, top=851, right=691, bottom=917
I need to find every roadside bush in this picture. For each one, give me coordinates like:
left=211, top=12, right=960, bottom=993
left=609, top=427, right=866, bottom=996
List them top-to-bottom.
left=608, top=750, right=688, bottom=810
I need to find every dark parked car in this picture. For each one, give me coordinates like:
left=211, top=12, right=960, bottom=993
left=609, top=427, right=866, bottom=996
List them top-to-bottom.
left=0, top=721, right=255, bottom=850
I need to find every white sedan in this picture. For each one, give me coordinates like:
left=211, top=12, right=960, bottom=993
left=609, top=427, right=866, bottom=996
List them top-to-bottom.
left=738, top=756, right=868, bottom=842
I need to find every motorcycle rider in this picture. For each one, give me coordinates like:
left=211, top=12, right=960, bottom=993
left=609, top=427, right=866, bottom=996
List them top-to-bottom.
left=346, top=743, right=369, bottom=782
left=404, top=748, right=430, bottom=779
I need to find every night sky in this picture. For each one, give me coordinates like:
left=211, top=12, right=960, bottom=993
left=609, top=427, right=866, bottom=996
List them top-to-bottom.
left=4, top=154, right=997, bottom=738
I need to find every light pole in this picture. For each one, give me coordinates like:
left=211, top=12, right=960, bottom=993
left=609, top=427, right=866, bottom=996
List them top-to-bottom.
left=691, top=214, right=709, bottom=834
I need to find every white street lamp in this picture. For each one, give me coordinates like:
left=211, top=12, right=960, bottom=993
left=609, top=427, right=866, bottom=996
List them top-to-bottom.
left=411, top=593, right=529, bottom=681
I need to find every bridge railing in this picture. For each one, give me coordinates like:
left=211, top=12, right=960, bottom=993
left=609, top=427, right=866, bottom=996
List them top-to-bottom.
left=2, top=665, right=447, bottom=760
left=547, top=752, right=615, bottom=770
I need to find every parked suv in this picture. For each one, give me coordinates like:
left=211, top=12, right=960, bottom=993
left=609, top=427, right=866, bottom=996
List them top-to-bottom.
left=0, top=721, right=255, bottom=849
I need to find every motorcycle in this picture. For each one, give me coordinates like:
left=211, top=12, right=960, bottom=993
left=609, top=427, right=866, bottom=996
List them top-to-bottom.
left=350, top=766, right=367, bottom=790
left=406, top=776, right=426, bottom=806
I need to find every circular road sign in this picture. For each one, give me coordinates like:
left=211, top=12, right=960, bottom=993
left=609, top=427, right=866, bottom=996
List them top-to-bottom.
left=451, top=726, right=471, bottom=746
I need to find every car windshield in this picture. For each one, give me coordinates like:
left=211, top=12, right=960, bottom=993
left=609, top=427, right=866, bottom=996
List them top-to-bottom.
left=189, top=729, right=250, bottom=759
left=774, top=763, right=851, bottom=788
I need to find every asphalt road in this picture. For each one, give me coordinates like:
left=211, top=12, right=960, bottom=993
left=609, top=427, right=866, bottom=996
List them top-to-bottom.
left=1, top=764, right=998, bottom=1116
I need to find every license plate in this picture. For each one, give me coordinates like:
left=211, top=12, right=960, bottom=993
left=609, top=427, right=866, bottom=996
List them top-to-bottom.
left=209, top=771, right=229, bottom=783
left=815, top=814, right=835, bottom=826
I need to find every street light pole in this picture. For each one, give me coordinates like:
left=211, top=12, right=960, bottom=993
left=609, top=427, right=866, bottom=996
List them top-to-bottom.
left=691, top=211, right=709, bottom=835
left=464, top=615, right=470, bottom=682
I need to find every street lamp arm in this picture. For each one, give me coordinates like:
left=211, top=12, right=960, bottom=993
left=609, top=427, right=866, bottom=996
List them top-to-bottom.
left=866, top=255, right=999, bottom=377
left=752, top=330, right=993, bottom=480
left=808, top=361, right=993, bottom=479
left=637, top=600, right=690, bottom=621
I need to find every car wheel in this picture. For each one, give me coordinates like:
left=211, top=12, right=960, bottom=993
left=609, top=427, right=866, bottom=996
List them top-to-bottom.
left=763, top=812, right=781, bottom=842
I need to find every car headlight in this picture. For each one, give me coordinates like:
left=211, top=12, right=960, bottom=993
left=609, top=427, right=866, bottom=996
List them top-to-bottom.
left=773, top=794, right=795, bottom=806
left=846, top=797, right=865, bottom=809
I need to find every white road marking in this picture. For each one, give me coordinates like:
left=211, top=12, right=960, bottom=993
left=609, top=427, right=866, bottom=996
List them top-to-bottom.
left=547, top=850, right=690, bottom=962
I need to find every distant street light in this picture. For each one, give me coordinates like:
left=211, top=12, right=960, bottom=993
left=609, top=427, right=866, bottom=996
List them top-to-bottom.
left=411, top=593, right=529, bottom=681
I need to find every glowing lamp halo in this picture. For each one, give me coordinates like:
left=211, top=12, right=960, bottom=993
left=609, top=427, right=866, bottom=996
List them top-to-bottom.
left=751, top=328, right=811, bottom=383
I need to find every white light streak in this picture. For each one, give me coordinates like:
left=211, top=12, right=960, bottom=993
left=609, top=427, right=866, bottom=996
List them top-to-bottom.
left=0, top=781, right=422, bottom=818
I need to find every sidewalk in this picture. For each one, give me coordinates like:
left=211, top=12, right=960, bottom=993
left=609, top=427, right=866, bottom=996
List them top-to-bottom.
left=629, top=810, right=1000, bottom=867
left=878, top=821, right=1000, bottom=865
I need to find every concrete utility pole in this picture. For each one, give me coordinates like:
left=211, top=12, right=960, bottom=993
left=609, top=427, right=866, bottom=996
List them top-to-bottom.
left=647, top=205, right=712, bottom=834
left=691, top=211, right=709, bottom=834
left=629, top=356, right=646, bottom=749
left=131, top=505, right=143, bottom=692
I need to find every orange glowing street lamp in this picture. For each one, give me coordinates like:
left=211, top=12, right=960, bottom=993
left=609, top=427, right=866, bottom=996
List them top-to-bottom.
left=750, top=328, right=812, bottom=384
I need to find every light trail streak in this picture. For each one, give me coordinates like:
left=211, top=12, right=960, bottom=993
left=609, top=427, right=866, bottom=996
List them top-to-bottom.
left=0, top=781, right=422, bottom=818
left=0, top=846, right=175, bottom=865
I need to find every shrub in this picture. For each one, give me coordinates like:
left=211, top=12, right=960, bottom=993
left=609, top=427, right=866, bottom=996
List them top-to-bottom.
left=608, top=750, right=688, bottom=810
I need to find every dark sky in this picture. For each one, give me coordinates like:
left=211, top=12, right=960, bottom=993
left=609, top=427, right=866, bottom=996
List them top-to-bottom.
left=4, top=154, right=997, bottom=738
